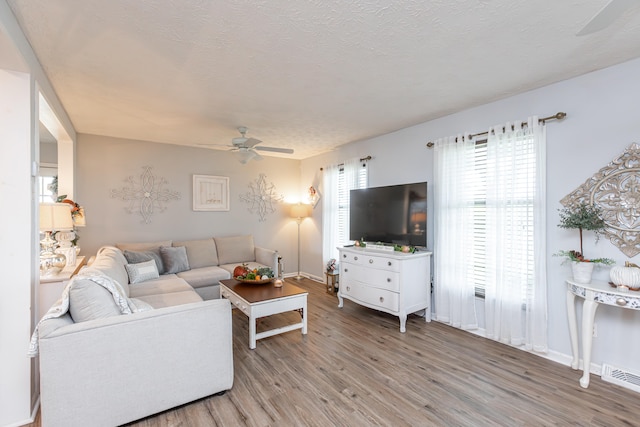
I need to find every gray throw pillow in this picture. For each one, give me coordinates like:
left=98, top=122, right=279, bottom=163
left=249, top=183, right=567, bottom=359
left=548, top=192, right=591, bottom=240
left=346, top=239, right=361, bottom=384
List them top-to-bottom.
left=159, top=246, right=190, bottom=274
left=123, top=249, right=165, bottom=275
left=125, top=259, right=160, bottom=284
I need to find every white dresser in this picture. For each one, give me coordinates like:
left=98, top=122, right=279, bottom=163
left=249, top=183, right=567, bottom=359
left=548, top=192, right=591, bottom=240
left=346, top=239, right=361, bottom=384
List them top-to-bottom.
left=337, top=246, right=432, bottom=332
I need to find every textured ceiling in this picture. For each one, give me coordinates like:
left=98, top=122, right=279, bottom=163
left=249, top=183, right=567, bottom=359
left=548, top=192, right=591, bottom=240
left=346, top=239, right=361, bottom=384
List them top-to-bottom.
left=6, top=0, right=640, bottom=159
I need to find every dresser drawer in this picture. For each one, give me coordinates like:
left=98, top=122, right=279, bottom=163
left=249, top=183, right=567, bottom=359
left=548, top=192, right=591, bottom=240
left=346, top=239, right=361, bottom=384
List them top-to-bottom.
left=341, top=252, right=399, bottom=273
left=342, top=262, right=400, bottom=292
left=342, top=280, right=399, bottom=312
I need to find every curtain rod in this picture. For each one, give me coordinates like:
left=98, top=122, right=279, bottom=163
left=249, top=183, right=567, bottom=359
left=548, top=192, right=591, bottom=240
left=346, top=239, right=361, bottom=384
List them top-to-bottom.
left=425, top=112, right=567, bottom=148
left=320, top=155, right=371, bottom=171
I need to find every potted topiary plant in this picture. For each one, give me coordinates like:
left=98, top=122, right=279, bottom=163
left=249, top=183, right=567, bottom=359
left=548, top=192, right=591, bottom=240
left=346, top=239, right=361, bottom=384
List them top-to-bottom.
left=555, top=202, right=614, bottom=283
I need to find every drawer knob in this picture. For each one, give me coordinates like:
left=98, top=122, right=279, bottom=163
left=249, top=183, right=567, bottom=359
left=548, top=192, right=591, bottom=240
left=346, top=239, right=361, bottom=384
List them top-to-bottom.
left=343, top=254, right=346, bottom=258
left=354, top=256, right=358, bottom=261
left=369, top=259, right=374, bottom=264
left=388, top=261, right=392, bottom=266
left=344, top=268, right=348, bottom=272
left=387, top=278, right=391, bottom=282
left=347, top=286, right=351, bottom=291
left=379, top=297, right=384, bottom=303
left=616, top=298, right=628, bottom=306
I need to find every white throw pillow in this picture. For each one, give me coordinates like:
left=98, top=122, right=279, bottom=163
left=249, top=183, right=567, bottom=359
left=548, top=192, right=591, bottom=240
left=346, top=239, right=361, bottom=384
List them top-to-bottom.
left=125, top=260, right=160, bottom=284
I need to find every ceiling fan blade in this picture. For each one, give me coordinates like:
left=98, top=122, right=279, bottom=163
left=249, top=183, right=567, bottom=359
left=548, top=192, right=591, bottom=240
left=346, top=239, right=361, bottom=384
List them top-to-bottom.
left=577, top=0, right=637, bottom=36
left=243, top=137, right=262, bottom=148
left=197, top=143, right=231, bottom=148
left=254, top=146, right=294, bottom=154
left=253, top=151, right=264, bottom=161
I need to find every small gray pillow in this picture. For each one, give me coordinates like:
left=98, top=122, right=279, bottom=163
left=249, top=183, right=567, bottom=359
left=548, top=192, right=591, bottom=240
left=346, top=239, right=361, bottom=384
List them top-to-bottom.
left=159, top=246, right=190, bottom=274
left=123, top=249, right=165, bottom=275
left=125, top=259, right=160, bottom=284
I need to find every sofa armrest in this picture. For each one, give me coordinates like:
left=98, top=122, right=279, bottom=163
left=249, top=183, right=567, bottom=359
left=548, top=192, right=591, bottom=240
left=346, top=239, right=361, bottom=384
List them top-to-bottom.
left=255, top=246, right=278, bottom=274
left=38, top=299, right=233, bottom=427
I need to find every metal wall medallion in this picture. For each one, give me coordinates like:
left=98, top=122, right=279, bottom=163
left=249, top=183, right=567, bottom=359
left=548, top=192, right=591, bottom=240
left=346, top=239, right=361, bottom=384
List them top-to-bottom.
left=561, top=143, right=640, bottom=257
left=111, top=166, right=181, bottom=224
left=240, top=173, right=283, bottom=221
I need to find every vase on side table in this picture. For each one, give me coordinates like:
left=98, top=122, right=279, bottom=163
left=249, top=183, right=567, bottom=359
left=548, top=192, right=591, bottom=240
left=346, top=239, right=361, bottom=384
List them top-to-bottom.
left=571, top=261, right=594, bottom=284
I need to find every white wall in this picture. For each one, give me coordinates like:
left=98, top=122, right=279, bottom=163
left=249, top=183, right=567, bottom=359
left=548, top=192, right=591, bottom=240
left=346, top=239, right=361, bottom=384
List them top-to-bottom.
left=1, top=1, right=77, bottom=425
left=302, top=57, right=640, bottom=376
left=0, top=68, right=34, bottom=427
left=77, top=134, right=303, bottom=273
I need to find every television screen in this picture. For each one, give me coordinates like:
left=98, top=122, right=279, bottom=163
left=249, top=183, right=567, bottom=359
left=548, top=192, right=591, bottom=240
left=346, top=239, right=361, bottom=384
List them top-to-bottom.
left=349, top=182, right=427, bottom=247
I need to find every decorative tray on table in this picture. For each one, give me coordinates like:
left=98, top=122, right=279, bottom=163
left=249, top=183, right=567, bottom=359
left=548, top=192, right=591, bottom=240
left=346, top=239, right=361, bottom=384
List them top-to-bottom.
left=235, top=277, right=274, bottom=285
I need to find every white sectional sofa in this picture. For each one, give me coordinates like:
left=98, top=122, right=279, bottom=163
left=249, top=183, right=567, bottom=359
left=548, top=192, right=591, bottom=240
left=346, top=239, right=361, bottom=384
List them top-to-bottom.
left=36, top=235, right=278, bottom=427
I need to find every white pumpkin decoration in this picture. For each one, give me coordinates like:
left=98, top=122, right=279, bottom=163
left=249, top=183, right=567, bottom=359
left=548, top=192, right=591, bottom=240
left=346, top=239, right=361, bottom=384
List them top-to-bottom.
left=610, top=262, right=640, bottom=290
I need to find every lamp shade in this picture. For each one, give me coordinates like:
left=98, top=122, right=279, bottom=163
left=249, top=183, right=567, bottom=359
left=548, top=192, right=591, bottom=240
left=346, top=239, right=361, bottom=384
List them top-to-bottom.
left=40, top=203, right=74, bottom=232
left=290, top=203, right=310, bottom=219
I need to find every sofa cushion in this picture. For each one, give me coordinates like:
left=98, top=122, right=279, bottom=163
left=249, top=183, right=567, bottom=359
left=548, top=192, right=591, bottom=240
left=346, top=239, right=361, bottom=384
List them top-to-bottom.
left=215, top=235, right=255, bottom=265
left=173, top=238, right=218, bottom=269
left=116, top=240, right=172, bottom=252
left=117, top=241, right=172, bottom=274
left=84, top=246, right=130, bottom=297
left=160, top=246, right=190, bottom=274
left=123, top=249, right=165, bottom=275
left=125, top=260, right=160, bottom=284
left=176, top=266, right=230, bottom=288
left=128, top=274, right=195, bottom=298
left=68, top=278, right=123, bottom=322
left=134, top=290, right=203, bottom=309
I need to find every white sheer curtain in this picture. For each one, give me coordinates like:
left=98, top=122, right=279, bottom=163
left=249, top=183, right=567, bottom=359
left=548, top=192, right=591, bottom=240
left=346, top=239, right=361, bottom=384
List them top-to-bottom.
left=484, top=117, right=547, bottom=352
left=433, top=134, right=478, bottom=330
left=322, top=158, right=368, bottom=267
left=322, top=163, right=340, bottom=266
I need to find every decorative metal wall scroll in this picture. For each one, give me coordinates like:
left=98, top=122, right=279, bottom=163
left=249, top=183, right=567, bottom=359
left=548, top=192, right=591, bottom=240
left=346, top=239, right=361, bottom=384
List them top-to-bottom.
left=561, top=143, right=640, bottom=257
left=111, top=166, right=181, bottom=224
left=240, top=173, right=283, bottom=221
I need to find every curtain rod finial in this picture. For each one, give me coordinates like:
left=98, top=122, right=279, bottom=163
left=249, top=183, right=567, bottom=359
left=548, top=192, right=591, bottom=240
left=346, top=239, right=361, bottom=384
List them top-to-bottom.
left=426, top=142, right=435, bottom=148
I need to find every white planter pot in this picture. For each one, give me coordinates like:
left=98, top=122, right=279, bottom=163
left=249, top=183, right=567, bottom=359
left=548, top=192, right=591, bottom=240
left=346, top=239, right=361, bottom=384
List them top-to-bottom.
left=571, top=261, right=595, bottom=284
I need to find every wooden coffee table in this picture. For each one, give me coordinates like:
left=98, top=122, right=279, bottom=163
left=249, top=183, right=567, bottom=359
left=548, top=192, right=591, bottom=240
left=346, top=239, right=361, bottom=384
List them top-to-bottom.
left=219, top=279, right=308, bottom=349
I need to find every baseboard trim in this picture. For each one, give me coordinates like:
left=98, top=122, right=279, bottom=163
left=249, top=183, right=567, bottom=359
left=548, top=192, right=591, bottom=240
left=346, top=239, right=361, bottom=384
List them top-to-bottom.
left=6, top=396, right=38, bottom=427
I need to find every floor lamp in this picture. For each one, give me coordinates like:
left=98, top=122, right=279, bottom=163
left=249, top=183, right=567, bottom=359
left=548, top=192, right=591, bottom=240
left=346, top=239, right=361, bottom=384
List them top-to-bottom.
left=290, top=203, right=309, bottom=280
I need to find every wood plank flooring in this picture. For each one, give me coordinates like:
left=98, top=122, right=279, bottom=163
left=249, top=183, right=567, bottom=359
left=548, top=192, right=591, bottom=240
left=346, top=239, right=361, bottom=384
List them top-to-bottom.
left=28, top=278, right=640, bottom=426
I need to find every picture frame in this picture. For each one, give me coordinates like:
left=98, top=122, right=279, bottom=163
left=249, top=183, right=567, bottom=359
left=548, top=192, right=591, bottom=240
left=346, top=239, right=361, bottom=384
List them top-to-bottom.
left=193, top=175, right=229, bottom=211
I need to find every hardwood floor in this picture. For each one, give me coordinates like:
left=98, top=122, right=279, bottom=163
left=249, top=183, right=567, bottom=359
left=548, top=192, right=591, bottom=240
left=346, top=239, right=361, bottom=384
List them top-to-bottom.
left=29, top=278, right=640, bottom=426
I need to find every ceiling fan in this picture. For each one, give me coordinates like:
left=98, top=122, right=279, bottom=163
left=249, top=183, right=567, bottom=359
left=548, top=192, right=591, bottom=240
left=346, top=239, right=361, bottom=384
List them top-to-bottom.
left=577, top=0, right=639, bottom=36
left=200, top=127, right=294, bottom=164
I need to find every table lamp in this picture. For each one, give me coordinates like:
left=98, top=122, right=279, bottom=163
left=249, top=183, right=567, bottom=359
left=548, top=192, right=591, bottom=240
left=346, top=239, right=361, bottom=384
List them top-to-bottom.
left=39, top=203, right=74, bottom=275
left=290, top=203, right=310, bottom=280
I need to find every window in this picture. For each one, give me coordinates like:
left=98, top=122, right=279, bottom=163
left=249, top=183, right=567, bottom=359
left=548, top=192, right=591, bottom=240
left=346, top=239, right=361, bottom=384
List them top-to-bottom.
left=469, top=137, right=536, bottom=299
left=336, top=163, right=368, bottom=247
left=38, top=167, right=57, bottom=203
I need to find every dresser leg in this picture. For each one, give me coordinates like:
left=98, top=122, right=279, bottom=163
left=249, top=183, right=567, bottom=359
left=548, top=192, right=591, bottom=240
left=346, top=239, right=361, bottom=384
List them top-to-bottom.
left=399, top=312, right=407, bottom=333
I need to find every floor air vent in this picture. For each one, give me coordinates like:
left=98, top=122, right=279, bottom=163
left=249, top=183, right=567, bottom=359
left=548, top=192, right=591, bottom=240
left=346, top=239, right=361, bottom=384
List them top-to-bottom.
left=601, top=364, right=640, bottom=393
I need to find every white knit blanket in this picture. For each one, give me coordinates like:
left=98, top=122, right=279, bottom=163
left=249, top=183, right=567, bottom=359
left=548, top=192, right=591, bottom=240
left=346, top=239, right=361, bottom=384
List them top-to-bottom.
left=28, top=274, right=141, bottom=357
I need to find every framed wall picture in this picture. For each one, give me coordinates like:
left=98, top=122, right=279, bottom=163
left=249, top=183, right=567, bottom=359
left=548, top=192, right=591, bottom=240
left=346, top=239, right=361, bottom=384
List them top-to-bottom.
left=193, top=175, right=229, bottom=211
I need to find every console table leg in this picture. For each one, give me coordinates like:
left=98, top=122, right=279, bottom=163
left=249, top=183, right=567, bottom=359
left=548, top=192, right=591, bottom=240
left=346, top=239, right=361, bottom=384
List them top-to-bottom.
left=566, top=289, right=579, bottom=370
left=580, top=299, right=599, bottom=388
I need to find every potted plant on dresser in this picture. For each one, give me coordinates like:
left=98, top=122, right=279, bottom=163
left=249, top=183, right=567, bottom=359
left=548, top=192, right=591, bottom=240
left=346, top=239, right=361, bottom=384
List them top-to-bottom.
left=555, top=202, right=614, bottom=283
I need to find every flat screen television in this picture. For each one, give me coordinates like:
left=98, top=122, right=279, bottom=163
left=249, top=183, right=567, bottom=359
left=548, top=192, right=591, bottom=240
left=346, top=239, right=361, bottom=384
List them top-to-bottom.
left=349, top=181, right=427, bottom=247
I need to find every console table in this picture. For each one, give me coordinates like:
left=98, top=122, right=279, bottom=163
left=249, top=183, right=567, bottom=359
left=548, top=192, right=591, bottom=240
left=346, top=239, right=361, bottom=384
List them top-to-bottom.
left=566, top=278, right=640, bottom=388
